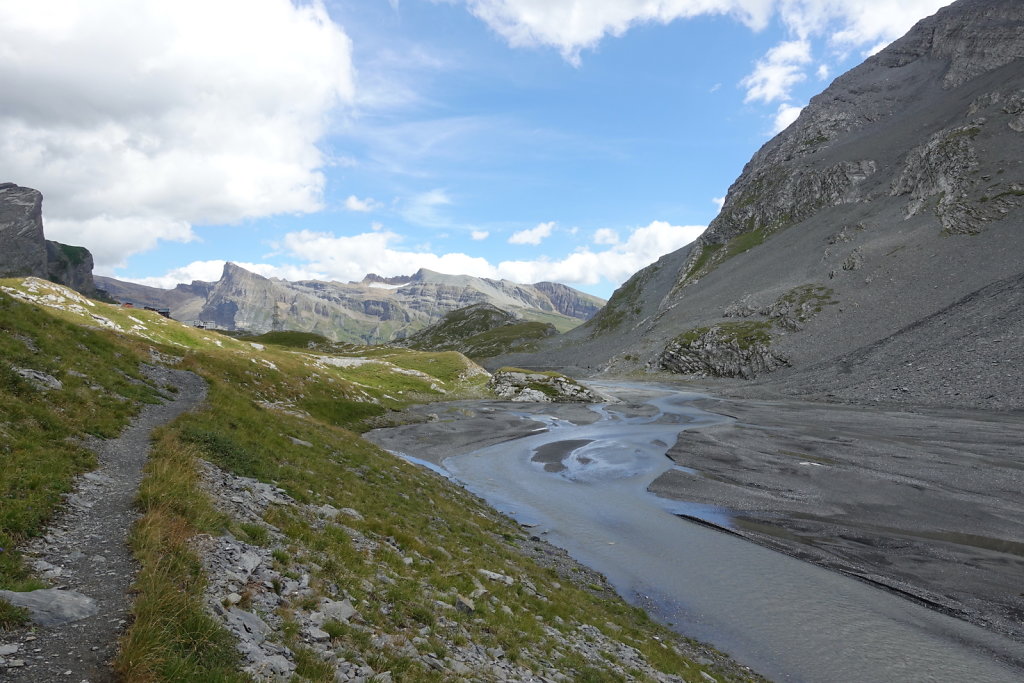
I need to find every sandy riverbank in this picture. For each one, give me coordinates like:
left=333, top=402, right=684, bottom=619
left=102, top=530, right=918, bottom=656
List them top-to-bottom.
left=650, top=392, right=1024, bottom=644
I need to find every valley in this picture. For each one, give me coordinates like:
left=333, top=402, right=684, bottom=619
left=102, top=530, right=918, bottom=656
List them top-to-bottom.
left=2, top=0, right=1023, bottom=681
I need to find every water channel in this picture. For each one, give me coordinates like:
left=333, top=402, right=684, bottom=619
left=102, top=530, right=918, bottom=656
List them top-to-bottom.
left=432, top=383, right=1023, bottom=682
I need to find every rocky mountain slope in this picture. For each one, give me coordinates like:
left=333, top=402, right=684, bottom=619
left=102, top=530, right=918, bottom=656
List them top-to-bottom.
left=499, top=0, right=1024, bottom=411
left=0, top=183, right=102, bottom=297
left=97, top=265, right=604, bottom=345
left=396, top=302, right=558, bottom=359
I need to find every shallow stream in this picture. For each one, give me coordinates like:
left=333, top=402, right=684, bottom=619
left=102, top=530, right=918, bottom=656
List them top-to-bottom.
left=440, top=383, right=1022, bottom=682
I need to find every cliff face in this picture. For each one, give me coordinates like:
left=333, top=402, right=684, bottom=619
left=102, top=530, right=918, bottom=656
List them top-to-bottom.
left=499, top=0, right=1024, bottom=410
left=0, top=183, right=99, bottom=297
left=0, top=184, right=48, bottom=280
left=97, top=265, right=605, bottom=344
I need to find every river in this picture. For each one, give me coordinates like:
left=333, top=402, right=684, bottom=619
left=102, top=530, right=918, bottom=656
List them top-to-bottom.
left=388, top=382, right=1024, bottom=682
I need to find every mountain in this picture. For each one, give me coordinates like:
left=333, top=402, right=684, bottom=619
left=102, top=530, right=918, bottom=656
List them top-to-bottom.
left=494, top=0, right=1024, bottom=411
left=0, top=183, right=101, bottom=297
left=96, top=264, right=605, bottom=344
left=396, top=302, right=558, bottom=359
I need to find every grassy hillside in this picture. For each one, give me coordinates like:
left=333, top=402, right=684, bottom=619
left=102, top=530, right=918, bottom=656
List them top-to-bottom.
left=0, top=277, right=757, bottom=682
left=401, top=303, right=558, bottom=360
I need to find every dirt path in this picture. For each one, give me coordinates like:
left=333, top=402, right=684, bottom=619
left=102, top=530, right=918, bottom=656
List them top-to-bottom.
left=0, top=364, right=206, bottom=682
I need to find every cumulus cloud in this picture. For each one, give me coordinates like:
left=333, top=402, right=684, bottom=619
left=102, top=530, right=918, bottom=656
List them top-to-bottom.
left=0, top=0, right=354, bottom=270
left=460, top=0, right=773, bottom=66
left=455, top=1, right=950, bottom=125
left=457, top=1, right=949, bottom=65
left=741, top=39, right=811, bottom=104
left=773, top=103, right=804, bottom=133
left=345, top=195, right=382, bottom=212
left=712, top=196, right=726, bottom=209
left=50, top=215, right=195, bottom=273
left=145, top=220, right=706, bottom=292
left=289, top=221, right=704, bottom=287
left=497, top=221, right=706, bottom=286
left=508, top=221, right=555, bottom=246
left=593, top=228, right=620, bottom=245
left=282, top=229, right=499, bottom=281
left=471, top=230, right=490, bottom=240
left=125, top=259, right=324, bottom=290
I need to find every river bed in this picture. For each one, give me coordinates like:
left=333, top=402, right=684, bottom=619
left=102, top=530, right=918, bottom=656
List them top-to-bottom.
left=370, top=382, right=1024, bottom=682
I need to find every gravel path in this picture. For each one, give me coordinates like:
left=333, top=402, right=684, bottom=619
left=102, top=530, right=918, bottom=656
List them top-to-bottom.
left=0, top=364, right=206, bottom=682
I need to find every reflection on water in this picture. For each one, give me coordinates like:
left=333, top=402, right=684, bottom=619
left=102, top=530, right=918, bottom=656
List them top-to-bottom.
left=443, top=383, right=1022, bottom=683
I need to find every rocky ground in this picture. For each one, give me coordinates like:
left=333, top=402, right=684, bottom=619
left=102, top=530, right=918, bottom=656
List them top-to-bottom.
left=0, top=363, right=207, bottom=681
left=194, top=462, right=752, bottom=682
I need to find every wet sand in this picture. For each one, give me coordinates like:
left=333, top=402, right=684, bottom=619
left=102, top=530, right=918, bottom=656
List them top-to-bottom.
left=649, top=394, right=1024, bottom=643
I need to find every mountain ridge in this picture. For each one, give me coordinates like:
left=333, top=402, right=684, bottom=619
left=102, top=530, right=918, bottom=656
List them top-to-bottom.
left=492, top=0, right=1024, bottom=411
left=96, top=263, right=605, bottom=344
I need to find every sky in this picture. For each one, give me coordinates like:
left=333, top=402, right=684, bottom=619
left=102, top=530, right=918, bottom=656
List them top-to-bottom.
left=0, top=0, right=953, bottom=299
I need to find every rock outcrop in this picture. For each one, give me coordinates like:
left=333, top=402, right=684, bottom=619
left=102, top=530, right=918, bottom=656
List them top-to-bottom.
left=497, top=0, right=1024, bottom=411
left=0, top=183, right=99, bottom=297
left=97, top=265, right=604, bottom=344
left=658, top=323, right=789, bottom=379
left=489, top=368, right=601, bottom=403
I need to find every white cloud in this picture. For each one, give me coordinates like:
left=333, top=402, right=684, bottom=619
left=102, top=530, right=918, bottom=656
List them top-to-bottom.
left=0, top=0, right=354, bottom=270
left=460, top=0, right=774, bottom=66
left=455, top=1, right=950, bottom=131
left=456, top=1, right=949, bottom=67
left=741, top=39, right=811, bottom=104
left=816, top=64, right=830, bottom=80
left=773, top=102, right=804, bottom=133
left=345, top=195, right=381, bottom=212
left=712, top=196, right=726, bottom=209
left=52, top=216, right=195, bottom=273
left=147, top=220, right=706, bottom=292
left=497, top=221, right=706, bottom=286
left=509, top=221, right=555, bottom=246
left=593, top=228, right=620, bottom=245
left=282, top=230, right=500, bottom=282
left=471, top=230, right=490, bottom=240
left=124, top=259, right=324, bottom=290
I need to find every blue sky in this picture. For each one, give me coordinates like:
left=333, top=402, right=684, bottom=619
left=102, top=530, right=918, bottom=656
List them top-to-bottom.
left=0, top=0, right=951, bottom=299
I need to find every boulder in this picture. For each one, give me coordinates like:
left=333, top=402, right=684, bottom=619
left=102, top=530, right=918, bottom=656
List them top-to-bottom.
left=0, top=589, right=98, bottom=626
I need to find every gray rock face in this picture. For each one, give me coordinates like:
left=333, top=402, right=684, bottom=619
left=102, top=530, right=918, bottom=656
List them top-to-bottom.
left=502, top=0, right=1024, bottom=411
left=0, top=182, right=98, bottom=296
left=0, top=183, right=47, bottom=279
left=45, top=240, right=97, bottom=294
left=96, top=264, right=604, bottom=344
left=657, top=324, right=789, bottom=379
left=488, top=369, right=601, bottom=403
left=0, top=589, right=98, bottom=626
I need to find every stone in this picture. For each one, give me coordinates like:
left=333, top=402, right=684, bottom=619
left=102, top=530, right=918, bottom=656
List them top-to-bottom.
left=12, top=367, right=63, bottom=391
left=338, top=507, right=364, bottom=521
left=478, top=569, right=514, bottom=585
left=0, top=589, right=98, bottom=626
left=454, top=595, right=475, bottom=614
left=321, top=598, right=358, bottom=623
left=224, top=607, right=271, bottom=644
left=306, top=625, right=331, bottom=642
left=247, top=654, right=294, bottom=680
